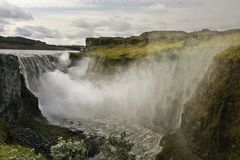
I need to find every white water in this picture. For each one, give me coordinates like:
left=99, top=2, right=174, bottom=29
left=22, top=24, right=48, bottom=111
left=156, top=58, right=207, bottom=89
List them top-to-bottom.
left=2, top=46, right=226, bottom=159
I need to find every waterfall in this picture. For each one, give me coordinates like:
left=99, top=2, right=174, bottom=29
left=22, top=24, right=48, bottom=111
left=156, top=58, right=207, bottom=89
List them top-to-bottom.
left=1, top=45, right=227, bottom=159
left=33, top=47, right=225, bottom=159
left=36, top=47, right=225, bottom=132
left=17, top=53, right=69, bottom=92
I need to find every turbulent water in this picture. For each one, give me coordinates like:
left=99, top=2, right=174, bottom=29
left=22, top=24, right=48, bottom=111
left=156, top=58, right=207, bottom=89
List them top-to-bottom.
left=0, top=47, right=226, bottom=159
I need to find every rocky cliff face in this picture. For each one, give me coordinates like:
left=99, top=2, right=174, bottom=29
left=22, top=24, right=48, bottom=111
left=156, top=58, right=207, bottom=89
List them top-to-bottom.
left=157, top=46, right=240, bottom=160
left=181, top=46, right=240, bottom=160
left=0, top=54, right=22, bottom=125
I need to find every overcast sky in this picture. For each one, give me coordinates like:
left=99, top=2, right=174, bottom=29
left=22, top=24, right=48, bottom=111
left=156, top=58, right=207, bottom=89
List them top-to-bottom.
left=0, top=0, right=239, bottom=45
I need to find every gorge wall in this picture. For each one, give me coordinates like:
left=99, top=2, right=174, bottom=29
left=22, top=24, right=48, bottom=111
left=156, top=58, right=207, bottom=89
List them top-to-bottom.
left=158, top=46, right=240, bottom=160
left=181, top=46, right=240, bottom=160
left=0, top=53, right=62, bottom=125
left=0, top=54, right=22, bottom=125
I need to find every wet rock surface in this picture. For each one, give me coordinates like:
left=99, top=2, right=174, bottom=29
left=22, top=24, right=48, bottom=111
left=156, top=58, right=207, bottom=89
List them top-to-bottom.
left=158, top=46, right=240, bottom=160
left=181, top=46, right=240, bottom=160
left=0, top=53, right=22, bottom=125
left=13, top=128, right=54, bottom=159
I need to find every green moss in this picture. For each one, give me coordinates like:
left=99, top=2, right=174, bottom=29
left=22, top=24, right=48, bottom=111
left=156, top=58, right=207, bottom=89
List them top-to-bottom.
left=83, top=29, right=240, bottom=60
left=215, top=45, right=240, bottom=60
left=69, top=52, right=84, bottom=59
left=0, top=121, right=7, bottom=143
left=229, top=127, right=240, bottom=137
left=156, top=130, right=201, bottom=160
left=0, top=145, right=44, bottom=160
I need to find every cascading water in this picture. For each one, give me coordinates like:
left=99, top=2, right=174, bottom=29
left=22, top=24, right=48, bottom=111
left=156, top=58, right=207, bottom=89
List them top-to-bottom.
left=7, top=45, right=227, bottom=159
left=7, top=51, right=70, bottom=93
left=18, top=55, right=64, bottom=92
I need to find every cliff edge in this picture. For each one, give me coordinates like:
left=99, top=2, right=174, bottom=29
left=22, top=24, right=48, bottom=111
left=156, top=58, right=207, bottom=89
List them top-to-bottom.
left=157, top=46, right=240, bottom=160
left=181, top=46, right=240, bottom=160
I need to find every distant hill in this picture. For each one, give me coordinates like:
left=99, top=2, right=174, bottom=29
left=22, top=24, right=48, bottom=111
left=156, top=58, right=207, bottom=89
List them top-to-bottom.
left=0, top=36, right=84, bottom=51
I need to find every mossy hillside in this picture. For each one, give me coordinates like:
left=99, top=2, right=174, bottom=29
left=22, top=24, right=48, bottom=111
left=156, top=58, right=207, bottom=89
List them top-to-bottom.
left=86, top=40, right=185, bottom=60
left=181, top=45, right=240, bottom=160
left=215, top=45, right=240, bottom=60
left=0, top=145, right=44, bottom=160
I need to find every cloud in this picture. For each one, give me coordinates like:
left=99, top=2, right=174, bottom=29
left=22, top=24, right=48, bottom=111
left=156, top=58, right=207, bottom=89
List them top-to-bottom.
left=3, top=0, right=240, bottom=45
left=85, top=0, right=160, bottom=8
left=160, top=0, right=203, bottom=8
left=0, top=1, right=33, bottom=20
left=72, top=17, right=132, bottom=37
left=85, top=18, right=131, bottom=32
left=0, top=19, right=9, bottom=25
left=0, top=26, right=5, bottom=32
left=15, top=26, right=62, bottom=39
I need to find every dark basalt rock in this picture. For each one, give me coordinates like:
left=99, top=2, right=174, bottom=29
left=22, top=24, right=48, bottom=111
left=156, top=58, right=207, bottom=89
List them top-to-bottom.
left=0, top=54, right=22, bottom=125
left=12, top=128, right=54, bottom=159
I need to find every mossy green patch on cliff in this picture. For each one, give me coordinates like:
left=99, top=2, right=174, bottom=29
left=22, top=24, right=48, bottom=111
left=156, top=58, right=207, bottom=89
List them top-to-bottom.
left=72, top=29, right=240, bottom=61
left=85, top=41, right=185, bottom=60
left=215, top=45, right=240, bottom=60
left=156, top=130, right=201, bottom=160
left=0, top=145, right=44, bottom=160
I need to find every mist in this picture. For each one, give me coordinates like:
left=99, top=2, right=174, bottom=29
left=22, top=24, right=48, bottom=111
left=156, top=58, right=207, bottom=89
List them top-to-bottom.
left=35, top=46, right=224, bottom=132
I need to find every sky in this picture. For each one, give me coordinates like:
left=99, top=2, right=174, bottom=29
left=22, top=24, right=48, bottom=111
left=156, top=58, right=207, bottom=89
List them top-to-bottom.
left=0, top=0, right=239, bottom=45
